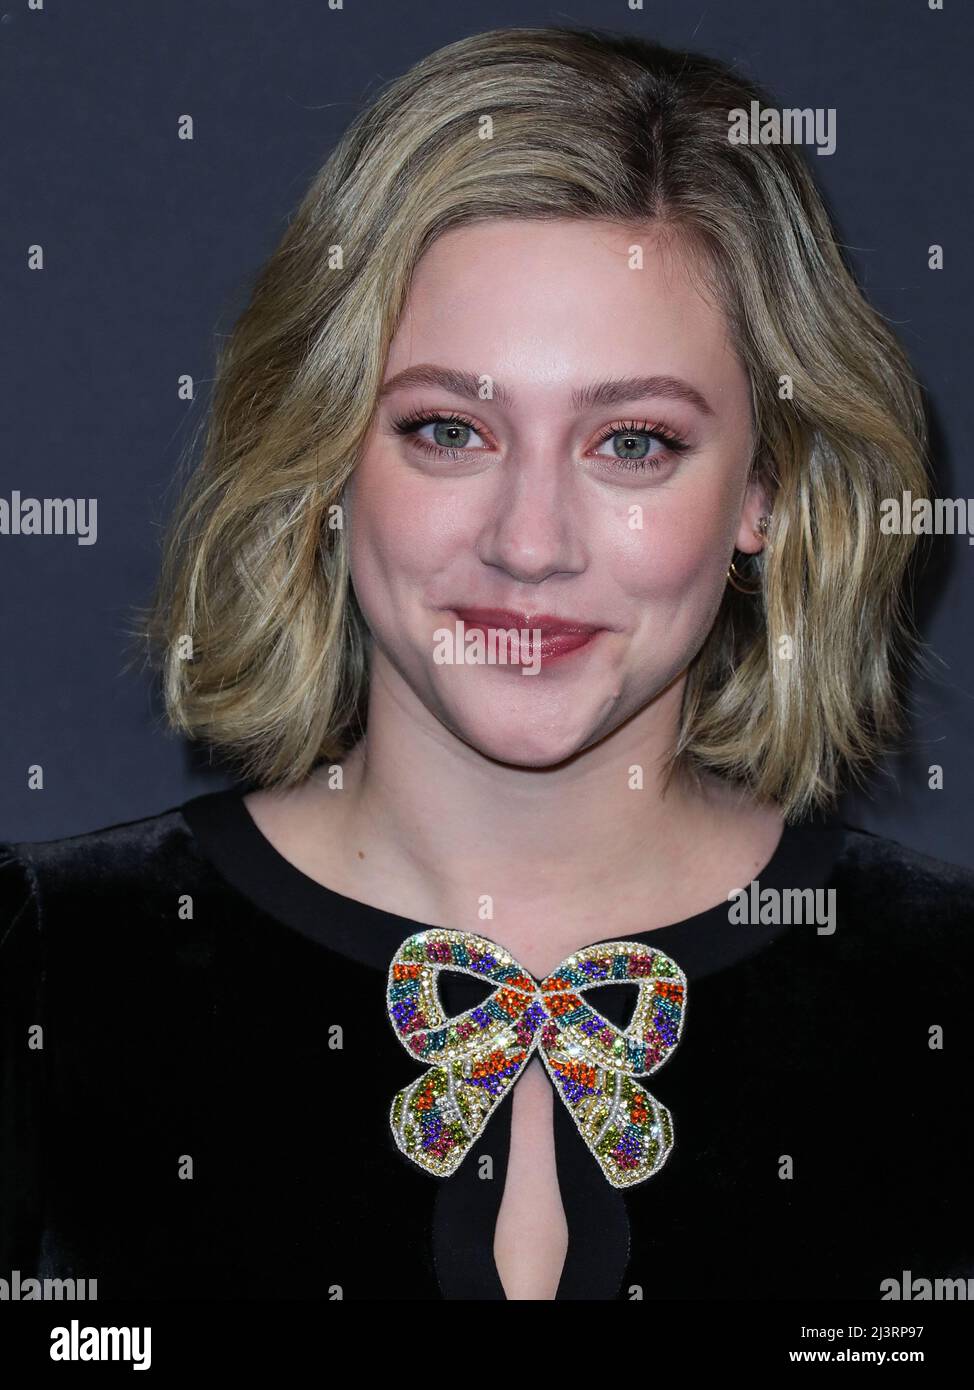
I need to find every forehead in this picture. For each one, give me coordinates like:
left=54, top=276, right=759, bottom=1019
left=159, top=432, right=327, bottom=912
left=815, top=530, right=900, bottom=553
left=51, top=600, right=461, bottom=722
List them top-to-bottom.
left=387, top=218, right=742, bottom=396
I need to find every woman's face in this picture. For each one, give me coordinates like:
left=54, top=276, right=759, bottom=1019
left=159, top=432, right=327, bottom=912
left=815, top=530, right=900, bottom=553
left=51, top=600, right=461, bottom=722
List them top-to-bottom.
left=346, top=218, right=766, bottom=766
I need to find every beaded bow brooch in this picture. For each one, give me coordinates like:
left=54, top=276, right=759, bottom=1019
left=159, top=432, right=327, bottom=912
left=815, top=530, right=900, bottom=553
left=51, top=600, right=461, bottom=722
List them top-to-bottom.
left=387, top=928, right=687, bottom=1189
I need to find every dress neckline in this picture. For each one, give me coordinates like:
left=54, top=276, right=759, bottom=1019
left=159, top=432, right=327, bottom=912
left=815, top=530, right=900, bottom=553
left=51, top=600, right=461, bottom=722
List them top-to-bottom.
left=180, top=787, right=847, bottom=978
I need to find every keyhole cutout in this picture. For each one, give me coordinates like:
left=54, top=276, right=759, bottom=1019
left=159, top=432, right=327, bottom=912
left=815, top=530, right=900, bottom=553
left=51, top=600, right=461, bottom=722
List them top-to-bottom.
left=436, top=972, right=638, bottom=1298
left=492, top=1055, right=569, bottom=1300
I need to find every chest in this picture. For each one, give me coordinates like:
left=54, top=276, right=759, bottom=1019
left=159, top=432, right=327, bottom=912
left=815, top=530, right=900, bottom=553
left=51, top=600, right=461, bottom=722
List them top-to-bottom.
left=38, top=935, right=969, bottom=1300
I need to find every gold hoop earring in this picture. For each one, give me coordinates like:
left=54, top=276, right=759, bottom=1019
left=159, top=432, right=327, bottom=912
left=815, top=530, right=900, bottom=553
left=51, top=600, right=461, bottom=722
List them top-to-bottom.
left=726, top=558, right=762, bottom=594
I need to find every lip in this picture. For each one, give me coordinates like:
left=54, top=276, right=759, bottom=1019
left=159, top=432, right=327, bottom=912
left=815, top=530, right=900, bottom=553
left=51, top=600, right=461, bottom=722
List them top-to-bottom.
left=448, top=607, right=606, bottom=664
left=451, top=607, right=602, bottom=635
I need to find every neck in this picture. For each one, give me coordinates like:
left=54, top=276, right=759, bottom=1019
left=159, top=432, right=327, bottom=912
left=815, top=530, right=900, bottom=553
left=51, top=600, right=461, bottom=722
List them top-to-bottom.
left=276, top=656, right=781, bottom=945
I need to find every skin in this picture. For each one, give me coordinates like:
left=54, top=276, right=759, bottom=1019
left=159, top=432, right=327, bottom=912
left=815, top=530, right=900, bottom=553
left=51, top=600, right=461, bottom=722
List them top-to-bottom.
left=246, top=217, right=783, bottom=1299
left=344, top=218, right=765, bottom=773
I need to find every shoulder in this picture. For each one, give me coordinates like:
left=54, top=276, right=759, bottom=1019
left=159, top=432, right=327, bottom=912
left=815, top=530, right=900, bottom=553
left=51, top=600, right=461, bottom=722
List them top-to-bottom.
left=0, top=799, right=214, bottom=955
left=10, top=799, right=190, bottom=870
left=825, top=821, right=974, bottom=972
left=834, top=822, right=974, bottom=917
left=0, top=840, right=39, bottom=943
left=0, top=842, right=44, bottom=999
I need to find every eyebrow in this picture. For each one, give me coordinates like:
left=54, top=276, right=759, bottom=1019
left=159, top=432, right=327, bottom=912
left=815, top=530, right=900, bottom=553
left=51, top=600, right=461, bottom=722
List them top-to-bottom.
left=378, top=363, right=715, bottom=416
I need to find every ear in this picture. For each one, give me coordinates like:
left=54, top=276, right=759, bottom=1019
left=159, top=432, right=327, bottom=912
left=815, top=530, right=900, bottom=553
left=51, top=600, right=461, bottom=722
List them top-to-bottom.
left=734, top=471, right=773, bottom=556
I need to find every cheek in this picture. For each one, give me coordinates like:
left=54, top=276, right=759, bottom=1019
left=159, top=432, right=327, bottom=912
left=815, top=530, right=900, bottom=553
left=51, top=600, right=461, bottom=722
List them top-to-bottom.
left=345, top=452, right=457, bottom=614
left=606, top=485, right=733, bottom=604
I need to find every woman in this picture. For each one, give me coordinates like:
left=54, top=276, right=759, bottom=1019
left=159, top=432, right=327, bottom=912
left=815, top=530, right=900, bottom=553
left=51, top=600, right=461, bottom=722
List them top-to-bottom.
left=1, top=26, right=971, bottom=1302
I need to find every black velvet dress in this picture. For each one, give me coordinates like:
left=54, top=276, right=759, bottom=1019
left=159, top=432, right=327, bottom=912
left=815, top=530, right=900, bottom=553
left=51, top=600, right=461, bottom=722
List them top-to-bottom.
left=1, top=789, right=972, bottom=1301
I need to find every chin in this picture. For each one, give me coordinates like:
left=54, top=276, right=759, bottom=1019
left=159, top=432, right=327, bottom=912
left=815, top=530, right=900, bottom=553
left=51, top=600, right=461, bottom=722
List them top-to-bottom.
left=442, top=707, right=600, bottom=769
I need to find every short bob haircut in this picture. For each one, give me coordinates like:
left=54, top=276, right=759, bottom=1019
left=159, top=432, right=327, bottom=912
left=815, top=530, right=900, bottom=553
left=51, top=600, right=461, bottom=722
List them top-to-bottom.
left=141, top=25, right=932, bottom=823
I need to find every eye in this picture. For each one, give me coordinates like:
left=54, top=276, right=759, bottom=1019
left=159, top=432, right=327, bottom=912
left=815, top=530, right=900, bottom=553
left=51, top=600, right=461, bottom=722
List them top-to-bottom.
left=390, top=410, right=692, bottom=473
left=392, top=411, right=491, bottom=460
left=587, top=420, right=691, bottom=474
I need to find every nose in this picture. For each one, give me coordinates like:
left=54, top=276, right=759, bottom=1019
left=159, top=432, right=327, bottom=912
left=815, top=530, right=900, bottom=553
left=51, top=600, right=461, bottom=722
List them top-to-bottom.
left=475, top=452, right=587, bottom=584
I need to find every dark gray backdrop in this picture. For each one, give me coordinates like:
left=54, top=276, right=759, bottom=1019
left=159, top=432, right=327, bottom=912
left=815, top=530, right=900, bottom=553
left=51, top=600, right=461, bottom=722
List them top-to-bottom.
left=3, top=0, right=972, bottom=867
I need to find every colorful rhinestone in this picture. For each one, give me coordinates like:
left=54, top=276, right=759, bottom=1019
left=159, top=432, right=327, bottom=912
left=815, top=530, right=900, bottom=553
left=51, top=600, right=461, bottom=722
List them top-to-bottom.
left=387, top=929, right=687, bottom=1189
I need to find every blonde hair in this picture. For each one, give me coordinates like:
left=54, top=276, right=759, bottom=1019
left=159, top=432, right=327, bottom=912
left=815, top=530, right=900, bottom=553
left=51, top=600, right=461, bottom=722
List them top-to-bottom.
left=139, top=25, right=932, bottom=821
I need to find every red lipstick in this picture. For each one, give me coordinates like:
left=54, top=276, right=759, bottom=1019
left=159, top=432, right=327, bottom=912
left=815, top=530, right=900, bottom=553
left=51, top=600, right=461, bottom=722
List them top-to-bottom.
left=450, top=607, right=604, bottom=663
